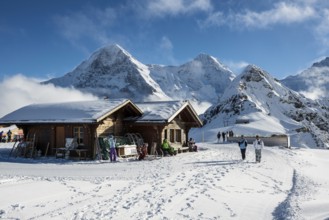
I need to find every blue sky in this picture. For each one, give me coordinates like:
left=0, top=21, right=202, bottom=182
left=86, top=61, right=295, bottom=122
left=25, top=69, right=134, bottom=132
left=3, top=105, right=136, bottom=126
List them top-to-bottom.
left=1, top=0, right=329, bottom=81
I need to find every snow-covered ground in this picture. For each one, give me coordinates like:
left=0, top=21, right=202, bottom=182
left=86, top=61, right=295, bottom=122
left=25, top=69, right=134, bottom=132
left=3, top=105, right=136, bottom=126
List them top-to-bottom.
left=0, top=142, right=328, bottom=220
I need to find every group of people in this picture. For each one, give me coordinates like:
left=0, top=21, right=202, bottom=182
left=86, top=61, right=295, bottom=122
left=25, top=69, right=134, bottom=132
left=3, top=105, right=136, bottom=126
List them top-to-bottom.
left=0, top=130, right=12, bottom=143
left=217, top=130, right=234, bottom=143
left=104, top=135, right=197, bottom=161
left=238, top=135, right=264, bottom=163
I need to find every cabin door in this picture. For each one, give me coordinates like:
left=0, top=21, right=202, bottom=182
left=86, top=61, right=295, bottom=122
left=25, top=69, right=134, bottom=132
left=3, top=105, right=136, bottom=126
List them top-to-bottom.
left=55, top=126, right=65, bottom=148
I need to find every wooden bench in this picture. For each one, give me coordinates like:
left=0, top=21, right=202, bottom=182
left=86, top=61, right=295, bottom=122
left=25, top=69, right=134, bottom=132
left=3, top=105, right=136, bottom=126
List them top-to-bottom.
left=172, top=144, right=189, bottom=153
left=70, top=149, right=88, bottom=160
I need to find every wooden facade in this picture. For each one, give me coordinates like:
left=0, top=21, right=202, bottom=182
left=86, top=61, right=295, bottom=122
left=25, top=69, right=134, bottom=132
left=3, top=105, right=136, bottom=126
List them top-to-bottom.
left=0, top=100, right=203, bottom=159
left=125, top=101, right=203, bottom=152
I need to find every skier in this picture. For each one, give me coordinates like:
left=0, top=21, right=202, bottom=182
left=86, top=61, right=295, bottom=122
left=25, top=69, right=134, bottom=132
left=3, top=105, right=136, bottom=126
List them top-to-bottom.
left=238, top=135, right=248, bottom=160
left=253, top=135, right=264, bottom=163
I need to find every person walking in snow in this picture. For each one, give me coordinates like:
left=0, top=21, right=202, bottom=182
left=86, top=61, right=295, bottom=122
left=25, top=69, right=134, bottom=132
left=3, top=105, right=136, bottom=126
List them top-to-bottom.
left=7, top=130, right=12, bottom=142
left=217, top=131, right=221, bottom=143
left=222, top=132, right=226, bottom=143
left=108, top=135, right=117, bottom=162
left=238, top=135, right=248, bottom=160
left=253, top=135, right=264, bottom=163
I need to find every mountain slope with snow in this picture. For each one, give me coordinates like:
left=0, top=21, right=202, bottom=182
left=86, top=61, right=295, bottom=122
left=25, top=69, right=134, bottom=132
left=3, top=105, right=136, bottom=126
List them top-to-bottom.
left=44, top=45, right=235, bottom=109
left=45, top=45, right=169, bottom=101
left=148, top=54, right=235, bottom=103
left=281, top=57, right=329, bottom=99
left=200, top=65, right=329, bottom=148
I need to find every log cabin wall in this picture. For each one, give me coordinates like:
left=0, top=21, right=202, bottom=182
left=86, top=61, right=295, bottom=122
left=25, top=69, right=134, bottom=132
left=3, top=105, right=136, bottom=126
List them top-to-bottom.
left=96, top=111, right=126, bottom=138
left=97, top=117, right=115, bottom=137
left=162, top=119, right=187, bottom=146
left=19, top=123, right=97, bottom=158
left=21, top=125, right=52, bottom=156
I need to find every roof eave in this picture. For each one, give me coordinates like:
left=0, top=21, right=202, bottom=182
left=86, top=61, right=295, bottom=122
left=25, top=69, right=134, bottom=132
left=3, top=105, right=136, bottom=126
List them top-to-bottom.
left=96, top=99, right=143, bottom=122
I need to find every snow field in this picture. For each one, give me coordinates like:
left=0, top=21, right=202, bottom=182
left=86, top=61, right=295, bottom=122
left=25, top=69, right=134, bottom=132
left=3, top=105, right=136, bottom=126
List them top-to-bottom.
left=0, top=142, right=328, bottom=219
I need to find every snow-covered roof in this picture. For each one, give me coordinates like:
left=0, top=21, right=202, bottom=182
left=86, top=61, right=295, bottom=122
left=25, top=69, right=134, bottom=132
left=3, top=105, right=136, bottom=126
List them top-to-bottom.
left=0, top=99, right=141, bottom=124
left=0, top=99, right=202, bottom=127
left=134, top=100, right=202, bottom=126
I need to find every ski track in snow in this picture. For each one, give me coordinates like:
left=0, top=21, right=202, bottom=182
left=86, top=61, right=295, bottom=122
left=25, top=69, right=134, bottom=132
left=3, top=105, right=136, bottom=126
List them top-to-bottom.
left=0, top=143, right=324, bottom=220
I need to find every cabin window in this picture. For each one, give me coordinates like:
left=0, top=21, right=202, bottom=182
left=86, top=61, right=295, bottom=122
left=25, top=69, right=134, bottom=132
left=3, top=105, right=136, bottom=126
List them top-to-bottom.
left=73, top=126, right=84, bottom=145
left=164, top=129, right=168, bottom=140
left=170, top=129, right=175, bottom=142
left=175, top=129, right=182, bottom=143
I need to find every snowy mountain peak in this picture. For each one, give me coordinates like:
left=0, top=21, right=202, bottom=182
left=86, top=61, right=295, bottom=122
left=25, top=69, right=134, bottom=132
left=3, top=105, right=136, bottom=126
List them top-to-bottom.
left=44, top=44, right=169, bottom=101
left=86, top=44, right=134, bottom=68
left=193, top=53, right=232, bottom=73
left=194, top=53, right=216, bottom=63
left=311, top=57, right=329, bottom=68
left=241, top=64, right=268, bottom=82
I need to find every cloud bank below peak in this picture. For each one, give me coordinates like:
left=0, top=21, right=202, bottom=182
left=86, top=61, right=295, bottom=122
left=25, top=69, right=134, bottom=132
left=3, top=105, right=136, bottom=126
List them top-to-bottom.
left=0, top=74, right=98, bottom=118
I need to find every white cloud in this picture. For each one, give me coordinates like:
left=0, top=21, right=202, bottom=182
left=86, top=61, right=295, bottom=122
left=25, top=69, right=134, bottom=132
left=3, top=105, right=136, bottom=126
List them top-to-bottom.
left=146, top=0, right=212, bottom=17
left=201, top=1, right=316, bottom=29
left=239, top=2, right=315, bottom=28
left=314, top=9, right=329, bottom=50
left=157, top=36, right=177, bottom=65
left=160, top=36, right=173, bottom=51
left=224, top=60, right=249, bottom=74
left=0, top=74, right=98, bottom=118
left=300, top=87, right=326, bottom=100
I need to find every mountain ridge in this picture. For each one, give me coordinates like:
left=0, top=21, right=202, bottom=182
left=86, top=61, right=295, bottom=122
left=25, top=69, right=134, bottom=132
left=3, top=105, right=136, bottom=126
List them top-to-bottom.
left=44, top=44, right=329, bottom=148
left=45, top=44, right=235, bottom=105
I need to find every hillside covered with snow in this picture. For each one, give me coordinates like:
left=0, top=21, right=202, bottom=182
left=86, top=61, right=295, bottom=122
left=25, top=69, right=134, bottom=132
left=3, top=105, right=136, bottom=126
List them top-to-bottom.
left=200, top=65, right=329, bottom=148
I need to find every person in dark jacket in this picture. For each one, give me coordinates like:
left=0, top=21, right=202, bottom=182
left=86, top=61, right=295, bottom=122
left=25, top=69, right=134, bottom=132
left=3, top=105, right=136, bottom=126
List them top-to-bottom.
left=7, top=130, right=12, bottom=142
left=217, top=131, right=221, bottom=143
left=222, top=132, right=226, bottom=142
left=238, top=135, right=248, bottom=160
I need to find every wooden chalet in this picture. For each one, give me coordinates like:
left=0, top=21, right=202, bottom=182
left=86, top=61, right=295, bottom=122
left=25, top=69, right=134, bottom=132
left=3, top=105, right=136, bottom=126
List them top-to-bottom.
left=0, top=99, right=202, bottom=159
left=0, top=99, right=142, bottom=159
left=126, top=101, right=203, bottom=152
